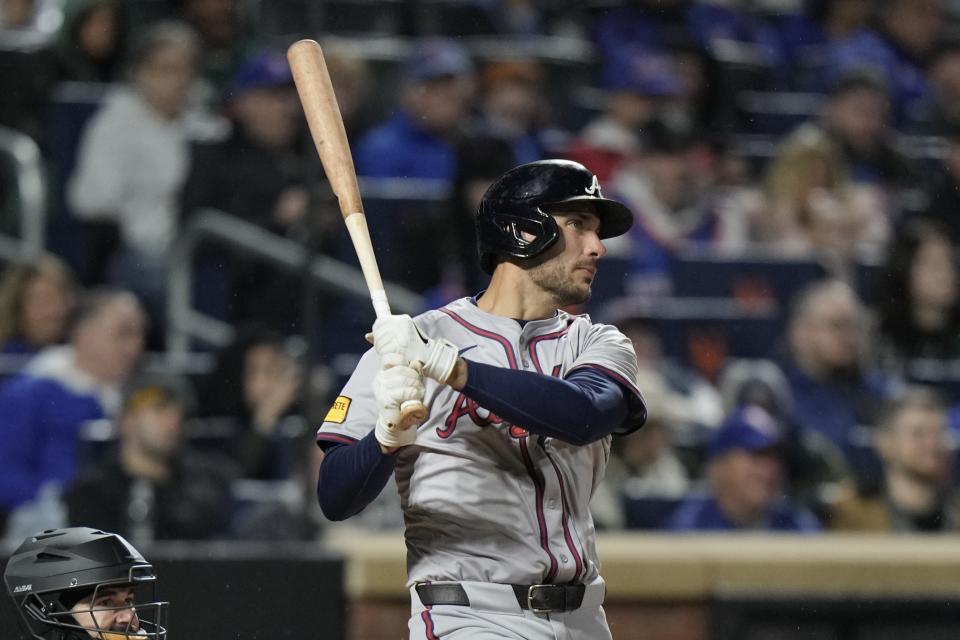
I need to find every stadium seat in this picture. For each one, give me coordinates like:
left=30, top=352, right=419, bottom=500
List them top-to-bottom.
left=45, top=82, right=115, bottom=285
left=669, top=249, right=829, bottom=316
left=601, top=295, right=782, bottom=381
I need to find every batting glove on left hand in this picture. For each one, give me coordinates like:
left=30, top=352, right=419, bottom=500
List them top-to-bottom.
left=370, top=314, right=459, bottom=385
left=373, top=364, right=425, bottom=450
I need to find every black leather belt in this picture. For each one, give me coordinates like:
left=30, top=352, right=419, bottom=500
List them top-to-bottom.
left=415, top=582, right=586, bottom=613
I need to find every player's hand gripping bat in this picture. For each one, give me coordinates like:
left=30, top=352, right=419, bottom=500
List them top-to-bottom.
left=287, top=39, right=427, bottom=429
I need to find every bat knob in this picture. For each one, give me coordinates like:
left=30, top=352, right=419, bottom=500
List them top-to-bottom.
left=399, top=400, right=428, bottom=429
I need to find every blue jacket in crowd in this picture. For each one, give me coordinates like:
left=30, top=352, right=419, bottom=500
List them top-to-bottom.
left=0, top=347, right=117, bottom=513
left=668, top=492, right=822, bottom=532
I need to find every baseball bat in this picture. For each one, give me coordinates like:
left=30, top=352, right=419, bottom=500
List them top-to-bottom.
left=287, top=39, right=427, bottom=429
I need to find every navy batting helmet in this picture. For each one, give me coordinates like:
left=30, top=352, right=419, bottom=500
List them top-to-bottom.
left=475, top=159, right=633, bottom=274
left=4, top=527, right=168, bottom=640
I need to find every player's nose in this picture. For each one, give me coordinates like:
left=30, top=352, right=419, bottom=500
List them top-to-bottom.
left=585, top=231, right=606, bottom=258
left=115, top=607, right=139, bottom=629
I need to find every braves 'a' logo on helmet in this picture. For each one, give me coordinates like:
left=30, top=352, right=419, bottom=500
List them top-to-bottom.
left=584, top=175, right=601, bottom=197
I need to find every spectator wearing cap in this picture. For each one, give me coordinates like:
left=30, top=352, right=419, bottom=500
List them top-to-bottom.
left=776, top=0, right=872, bottom=91
left=822, top=0, right=942, bottom=128
left=591, top=1, right=789, bottom=125
left=354, top=37, right=475, bottom=182
left=565, top=45, right=682, bottom=183
left=180, top=48, right=315, bottom=328
left=183, top=48, right=307, bottom=235
left=607, top=115, right=747, bottom=296
left=0, top=289, right=145, bottom=533
left=65, top=373, right=235, bottom=543
left=831, top=387, right=960, bottom=533
left=667, top=406, right=822, bottom=532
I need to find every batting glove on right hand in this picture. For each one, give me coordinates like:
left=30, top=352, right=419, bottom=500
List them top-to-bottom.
left=370, top=314, right=459, bottom=385
left=373, top=363, right=425, bottom=450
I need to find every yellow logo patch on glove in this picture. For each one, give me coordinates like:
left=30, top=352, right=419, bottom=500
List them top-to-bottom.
left=324, top=396, right=352, bottom=424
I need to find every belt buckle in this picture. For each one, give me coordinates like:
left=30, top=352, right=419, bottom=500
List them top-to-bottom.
left=527, top=584, right=555, bottom=614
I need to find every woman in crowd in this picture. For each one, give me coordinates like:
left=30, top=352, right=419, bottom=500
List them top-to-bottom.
left=758, top=127, right=889, bottom=268
left=874, top=219, right=960, bottom=373
left=0, top=255, right=77, bottom=356
left=198, top=329, right=305, bottom=480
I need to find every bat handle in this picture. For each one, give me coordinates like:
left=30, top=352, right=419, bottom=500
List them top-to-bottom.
left=371, top=289, right=391, bottom=320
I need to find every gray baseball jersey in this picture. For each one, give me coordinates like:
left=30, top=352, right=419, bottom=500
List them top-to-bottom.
left=317, top=297, right=643, bottom=587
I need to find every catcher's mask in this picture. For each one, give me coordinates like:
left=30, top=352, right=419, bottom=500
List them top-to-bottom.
left=4, top=527, right=168, bottom=640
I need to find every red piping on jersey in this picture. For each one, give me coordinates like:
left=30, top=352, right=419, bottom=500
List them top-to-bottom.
left=439, top=309, right=518, bottom=368
left=527, top=324, right=571, bottom=374
left=568, top=363, right=642, bottom=397
left=315, top=433, right=358, bottom=446
left=519, top=436, right=559, bottom=582
left=541, top=444, right=585, bottom=582
left=421, top=606, right=439, bottom=639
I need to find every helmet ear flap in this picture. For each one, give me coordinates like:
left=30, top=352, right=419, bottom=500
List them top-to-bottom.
left=495, top=214, right=547, bottom=249
left=22, top=591, right=50, bottom=622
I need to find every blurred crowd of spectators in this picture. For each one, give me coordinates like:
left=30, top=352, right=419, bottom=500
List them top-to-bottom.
left=3, top=0, right=960, bottom=547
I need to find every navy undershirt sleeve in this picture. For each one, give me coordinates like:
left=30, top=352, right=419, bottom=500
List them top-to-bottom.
left=461, top=360, right=640, bottom=445
left=316, top=431, right=396, bottom=521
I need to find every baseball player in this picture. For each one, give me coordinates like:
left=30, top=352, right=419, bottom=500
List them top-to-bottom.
left=316, top=159, right=646, bottom=639
left=4, top=526, right=168, bottom=639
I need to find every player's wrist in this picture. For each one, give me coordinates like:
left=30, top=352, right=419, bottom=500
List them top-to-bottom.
left=448, top=358, right=468, bottom=390
left=375, top=414, right=416, bottom=450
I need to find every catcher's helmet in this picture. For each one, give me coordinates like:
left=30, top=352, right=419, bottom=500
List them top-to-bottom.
left=475, top=159, right=633, bottom=274
left=3, top=527, right=168, bottom=640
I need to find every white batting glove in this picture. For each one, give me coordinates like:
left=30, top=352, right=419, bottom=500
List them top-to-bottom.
left=371, top=315, right=459, bottom=385
left=373, top=364, right=425, bottom=449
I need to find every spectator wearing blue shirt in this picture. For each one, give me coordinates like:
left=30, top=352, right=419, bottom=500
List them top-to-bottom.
left=777, top=0, right=872, bottom=91
left=823, top=0, right=943, bottom=128
left=353, top=38, right=475, bottom=182
left=781, top=279, right=902, bottom=490
left=0, top=289, right=145, bottom=532
left=669, top=406, right=822, bottom=533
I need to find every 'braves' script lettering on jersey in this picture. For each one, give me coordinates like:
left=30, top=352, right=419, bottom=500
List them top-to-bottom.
left=441, top=392, right=530, bottom=438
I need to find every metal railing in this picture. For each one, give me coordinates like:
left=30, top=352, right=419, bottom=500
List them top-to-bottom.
left=0, top=125, right=46, bottom=261
left=166, top=209, right=425, bottom=356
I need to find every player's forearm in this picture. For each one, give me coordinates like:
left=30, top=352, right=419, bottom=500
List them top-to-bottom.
left=460, top=360, right=630, bottom=445
left=316, top=432, right=396, bottom=521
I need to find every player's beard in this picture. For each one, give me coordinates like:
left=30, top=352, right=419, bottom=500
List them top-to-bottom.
left=528, top=257, right=593, bottom=307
